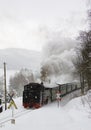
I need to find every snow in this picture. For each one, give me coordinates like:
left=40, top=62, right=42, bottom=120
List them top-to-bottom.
left=43, top=82, right=59, bottom=88
left=0, top=91, right=91, bottom=130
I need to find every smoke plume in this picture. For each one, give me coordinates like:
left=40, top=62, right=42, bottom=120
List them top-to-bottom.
left=41, top=34, right=78, bottom=84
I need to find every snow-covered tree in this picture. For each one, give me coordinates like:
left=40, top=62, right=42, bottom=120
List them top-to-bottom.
left=75, top=9, right=91, bottom=93
left=9, top=68, right=35, bottom=97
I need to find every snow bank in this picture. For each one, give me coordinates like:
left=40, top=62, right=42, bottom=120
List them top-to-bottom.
left=1, top=93, right=91, bottom=130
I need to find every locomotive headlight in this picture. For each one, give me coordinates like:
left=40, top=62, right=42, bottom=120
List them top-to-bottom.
left=35, top=96, right=37, bottom=99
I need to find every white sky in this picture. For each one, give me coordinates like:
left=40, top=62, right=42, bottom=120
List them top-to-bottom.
left=0, top=0, right=89, bottom=51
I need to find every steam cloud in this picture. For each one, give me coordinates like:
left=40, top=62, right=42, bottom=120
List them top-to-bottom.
left=41, top=35, right=78, bottom=84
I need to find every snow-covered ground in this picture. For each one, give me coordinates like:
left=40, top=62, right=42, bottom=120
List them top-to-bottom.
left=0, top=91, right=91, bottom=130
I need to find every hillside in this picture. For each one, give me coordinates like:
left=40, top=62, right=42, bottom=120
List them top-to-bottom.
left=0, top=48, right=42, bottom=70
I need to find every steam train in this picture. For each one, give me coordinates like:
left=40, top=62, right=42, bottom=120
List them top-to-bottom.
left=23, top=82, right=81, bottom=109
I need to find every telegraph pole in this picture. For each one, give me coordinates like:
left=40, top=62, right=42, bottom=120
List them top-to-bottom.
left=4, top=62, right=7, bottom=110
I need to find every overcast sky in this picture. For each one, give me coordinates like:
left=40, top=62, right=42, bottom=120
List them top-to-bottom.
left=0, top=0, right=89, bottom=51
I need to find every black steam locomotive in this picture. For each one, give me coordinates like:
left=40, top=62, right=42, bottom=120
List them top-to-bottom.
left=23, top=82, right=80, bottom=109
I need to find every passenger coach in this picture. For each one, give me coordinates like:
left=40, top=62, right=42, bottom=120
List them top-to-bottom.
left=23, top=82, right=80, bottom=109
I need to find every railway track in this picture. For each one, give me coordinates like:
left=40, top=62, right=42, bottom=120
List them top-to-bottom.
left=0, top=89, right=81, bottom=127
left=0, top=108, right=33, bottom=126
left=14, top=108, right=32, bottom=118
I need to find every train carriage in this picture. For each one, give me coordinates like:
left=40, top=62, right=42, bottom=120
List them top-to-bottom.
left=23, top=82, right=81, bottom=109
left=66, top=83, right=72, bottom=93
left=60, top=84, right=67, bottom=96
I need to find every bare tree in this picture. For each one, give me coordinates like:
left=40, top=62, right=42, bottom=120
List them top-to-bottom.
left=75, top=28, right=91, bottom=94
